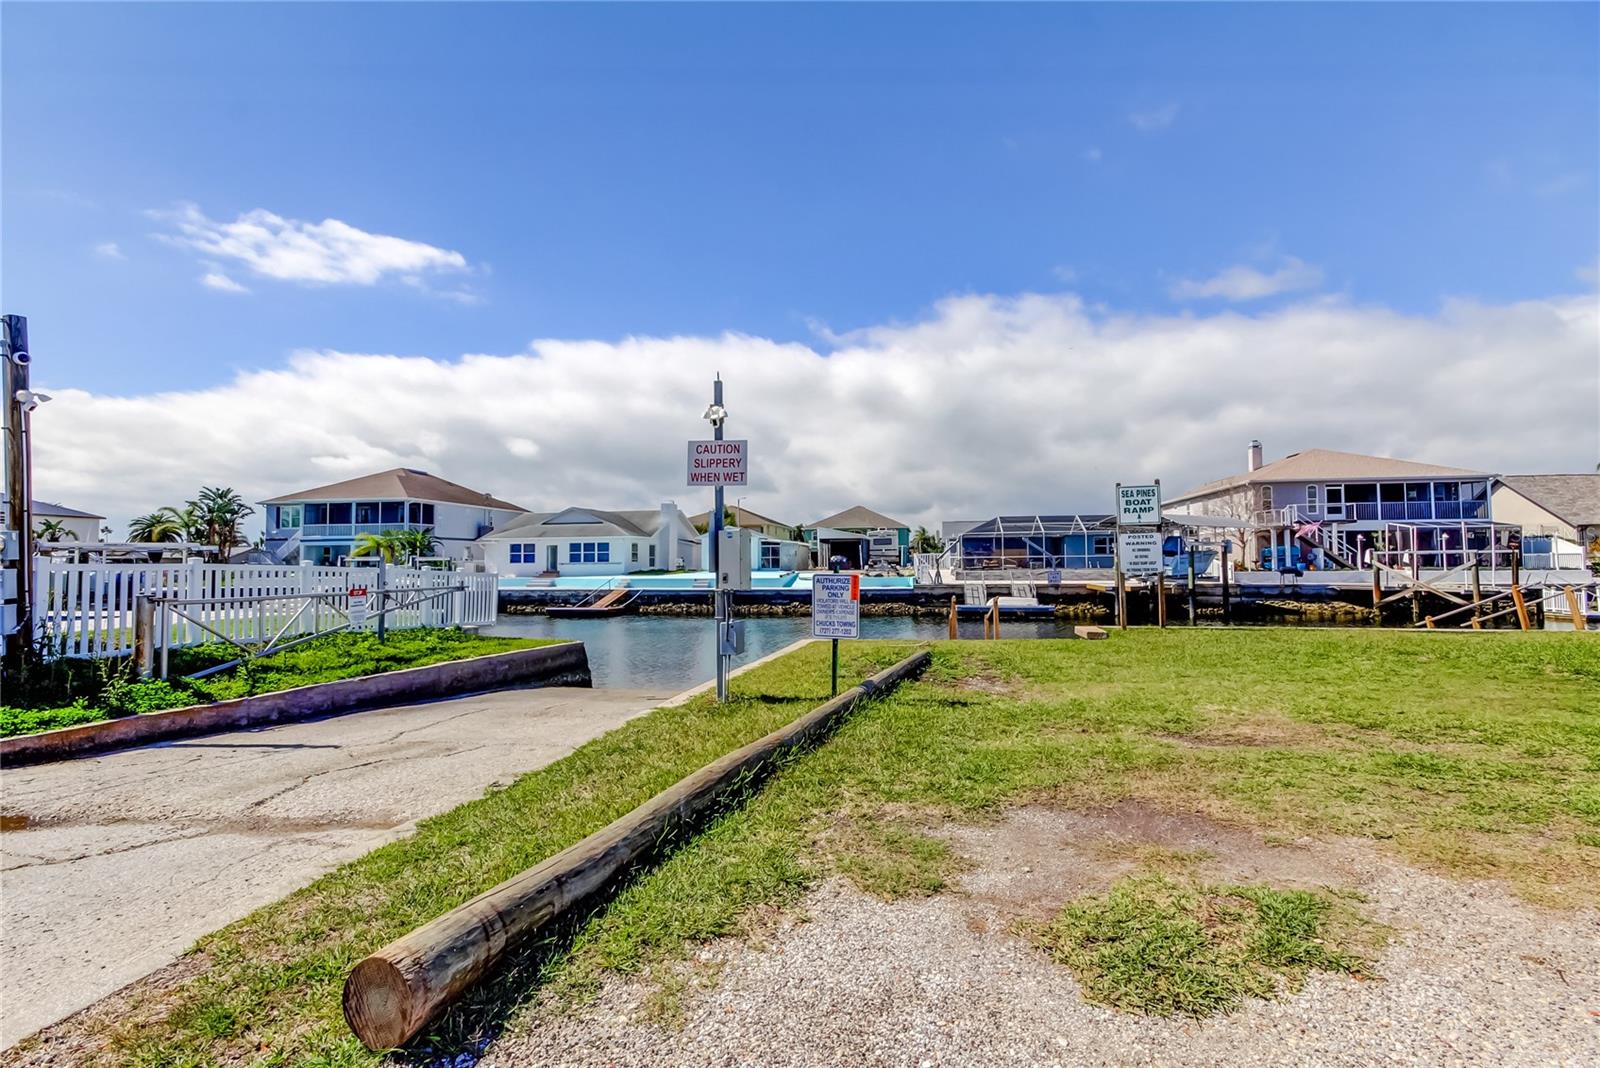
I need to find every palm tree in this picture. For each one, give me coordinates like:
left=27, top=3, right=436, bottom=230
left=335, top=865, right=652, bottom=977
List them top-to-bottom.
left=187, top=486, right=255, bottom=550
left=128, top=509, right=188, bottom=543
left=33, top=519, right=76, bottom=543
left=910, top=526, right=945, bottom=554
left=393, top=527, right=437, bottom=561
left=352, top=530, right=404, bottom=563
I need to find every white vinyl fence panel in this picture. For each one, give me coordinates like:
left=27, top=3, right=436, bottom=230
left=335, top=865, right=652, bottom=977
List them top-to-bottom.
left=32, top=561, right=498, bottom=658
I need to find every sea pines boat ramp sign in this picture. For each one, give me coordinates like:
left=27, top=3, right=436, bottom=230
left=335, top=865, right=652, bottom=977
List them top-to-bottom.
left=687, top=439, right=748, bottom=486
left=1117, top=483, right=1161, bottom=526
left=812, top=573, right=861, bottom=639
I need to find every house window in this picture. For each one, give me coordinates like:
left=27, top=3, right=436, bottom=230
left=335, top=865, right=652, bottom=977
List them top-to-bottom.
left=1306, top=484, right=1320, bottom=512
left=1260, top=485, right=1274, bottom=512
left=327, top=502, right=353, bottom=524
left=355, top=502, right=381, bottom=524
left=380, top=502, right=405, bottom=524
left=407, top=502, right=436, bottom=525
left=304, top=503, right=328, bottom=525
left=275, top=506, right=302, bottom=529
left=1091, top=534, right=1113, bottom=557
left=569, top=541, right=610, bottom=563
left=508, top=543, right=538, bottom=564
left=632, top=543, right=640, bottom=563
left=760, top=543, right=781, bottom=569
left=649, top=544, right=657, bottom=568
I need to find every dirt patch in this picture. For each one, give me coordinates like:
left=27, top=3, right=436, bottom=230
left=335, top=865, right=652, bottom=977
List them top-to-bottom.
left=951, top=673, right=1019, bottom=696
left=485, top=808, right=1600, bottom=1067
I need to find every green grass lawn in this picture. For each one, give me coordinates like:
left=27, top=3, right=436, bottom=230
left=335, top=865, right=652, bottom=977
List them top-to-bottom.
left=0, top=629, right=557, bottom=737
left=21, top=631, right=1599, bottom=1066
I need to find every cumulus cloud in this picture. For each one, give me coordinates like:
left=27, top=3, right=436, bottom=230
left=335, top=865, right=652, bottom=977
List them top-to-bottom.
left=1129, top=103, right=1179, bottom=132
left=1082, top=146, right=1103, bottom=164
left=151, top=203, right=472, bottom=291
left=93, top=242, right=125, bottom=260
left=1170, top=257, right=1324, bottom=302
left=200, top=271, right=250, bottom=294
left=28, top=287, right=1598, bottom=536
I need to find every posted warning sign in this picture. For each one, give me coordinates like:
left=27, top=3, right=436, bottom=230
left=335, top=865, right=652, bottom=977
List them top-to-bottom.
left=687, top=439, right=748, bottom=486
left=811, top=573, right=860, bottom=639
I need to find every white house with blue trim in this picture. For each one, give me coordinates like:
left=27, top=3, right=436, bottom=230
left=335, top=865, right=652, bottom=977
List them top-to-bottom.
left=474, top=503, right=703, bottom=577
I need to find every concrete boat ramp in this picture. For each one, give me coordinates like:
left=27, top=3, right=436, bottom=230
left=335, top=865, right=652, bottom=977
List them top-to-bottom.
left=0, top=685, right=671, bottom=1048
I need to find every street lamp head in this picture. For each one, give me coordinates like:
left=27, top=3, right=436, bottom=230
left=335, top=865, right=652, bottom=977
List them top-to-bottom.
left=13, top=389, right=51, bottom=411
left=702, top=403, right=727, bottom=427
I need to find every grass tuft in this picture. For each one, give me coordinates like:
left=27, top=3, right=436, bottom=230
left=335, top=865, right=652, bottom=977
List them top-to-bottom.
left=1026, top=874, right=1378, bottom=1017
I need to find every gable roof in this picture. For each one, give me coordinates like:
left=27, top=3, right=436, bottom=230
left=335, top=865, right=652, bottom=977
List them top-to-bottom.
left=1170, top=449, right=1488, bottom=504
left=261, top=468, right=525, bottom=511
left=1494, top=474, right=1600, bottom=527
left=31, top=500, right=105, bottom=520
left=687, top=505, right=793, bottom=530
left=808, top=505, right=909, bottom=531
left=479, top=506, right=674, bottom=541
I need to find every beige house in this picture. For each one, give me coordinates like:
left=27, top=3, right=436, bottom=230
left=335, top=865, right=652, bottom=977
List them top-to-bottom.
left=1491, top=475, right=1600, bottom=566
left=686, top=505, right=797, bottom=540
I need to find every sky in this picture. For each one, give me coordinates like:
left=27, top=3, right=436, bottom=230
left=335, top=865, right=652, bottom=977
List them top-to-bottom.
left=2, top=2, right=1597, bottom=535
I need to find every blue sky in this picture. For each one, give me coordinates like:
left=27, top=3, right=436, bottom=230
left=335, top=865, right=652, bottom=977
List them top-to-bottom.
left=4, top=2, right=1595, bottom=398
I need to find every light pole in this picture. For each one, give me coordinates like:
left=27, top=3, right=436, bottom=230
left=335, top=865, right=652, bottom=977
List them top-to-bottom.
left=703, top=376, right=730, bottom=702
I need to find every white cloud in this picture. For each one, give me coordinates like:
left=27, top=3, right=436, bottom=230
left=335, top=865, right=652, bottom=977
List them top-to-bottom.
left=1129, top=103, right=1179, bottom=132
left=1082, top=146, right=1103, bottom=163
left=152, top=203, right=472, bottom=291
left=93, top=242, right=125, bottom=260
left=1170, top=257, right=1324, bottom=302
left=200, top=271, right=250, bottom=294
left=29, top=286, right=1598, bottom=537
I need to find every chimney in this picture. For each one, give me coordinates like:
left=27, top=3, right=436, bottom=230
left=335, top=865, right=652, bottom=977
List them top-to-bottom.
left=1247, top=440, right=1263, bottom=472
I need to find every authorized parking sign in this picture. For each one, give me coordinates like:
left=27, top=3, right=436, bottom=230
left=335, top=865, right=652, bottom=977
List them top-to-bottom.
left=811, top=573, right=860, bottom=639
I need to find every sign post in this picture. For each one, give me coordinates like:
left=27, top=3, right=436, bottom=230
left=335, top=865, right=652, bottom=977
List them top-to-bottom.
left=692, top=377, right=747, bottom=702
left=1113, top=480, right=1161, bottom=630
left=811, top=570, right=860, bottom=697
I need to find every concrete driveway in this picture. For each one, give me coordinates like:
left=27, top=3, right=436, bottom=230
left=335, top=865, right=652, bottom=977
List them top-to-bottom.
left=0, top=685, right=672, bottom=1048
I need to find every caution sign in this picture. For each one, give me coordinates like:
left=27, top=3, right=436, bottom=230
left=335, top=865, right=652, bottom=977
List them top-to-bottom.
left=687, top=439, right=748, bottom=486
left=811, top=573, right=860, bottom=639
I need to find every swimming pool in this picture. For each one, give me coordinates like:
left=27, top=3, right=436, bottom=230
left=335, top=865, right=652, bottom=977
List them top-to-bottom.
left=497, top=571, right=915, bottom=591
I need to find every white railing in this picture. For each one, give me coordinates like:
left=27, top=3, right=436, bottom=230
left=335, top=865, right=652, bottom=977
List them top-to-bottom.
left=32, top=560, right=497, bottom=658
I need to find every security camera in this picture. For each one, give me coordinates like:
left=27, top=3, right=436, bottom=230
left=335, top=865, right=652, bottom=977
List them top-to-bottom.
left=9, top=349, right=28, bottom=365
left=13, top=389, right=51, bottom=411
left=702, top=403, right=728, bottom=427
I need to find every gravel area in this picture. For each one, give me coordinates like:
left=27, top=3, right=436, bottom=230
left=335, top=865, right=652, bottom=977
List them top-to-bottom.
left=484, top=806, right=1600, bottom=1068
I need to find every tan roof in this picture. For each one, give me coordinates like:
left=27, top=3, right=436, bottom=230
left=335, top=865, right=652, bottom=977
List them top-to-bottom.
left=1170, top=449, right=1488, bottom=504
left=260, top=468, right=525, bottom=511
left=1495, top=474, right=1600, bottom=527
left=687, top=505, right=793, bottom=529
left=808, top=505, right=909, bottom=530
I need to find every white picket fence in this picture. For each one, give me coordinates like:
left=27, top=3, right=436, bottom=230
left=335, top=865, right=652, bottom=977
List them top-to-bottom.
left=32, top=560, right=499, bottom=659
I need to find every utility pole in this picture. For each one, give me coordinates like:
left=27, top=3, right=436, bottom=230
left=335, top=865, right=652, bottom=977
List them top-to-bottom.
left=2, top=315, right=35, bottom=673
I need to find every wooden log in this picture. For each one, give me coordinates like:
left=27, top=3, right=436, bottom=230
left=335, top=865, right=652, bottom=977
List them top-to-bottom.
left=342, top=649, right=933, bottom=1051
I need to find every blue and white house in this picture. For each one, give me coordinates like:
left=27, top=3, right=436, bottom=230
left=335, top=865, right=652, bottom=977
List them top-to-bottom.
left=1167, top=443, right=1507, bottom=569
left=260, top=468, right=527, bottom=565
left=475, top=503, right=703, bottom=577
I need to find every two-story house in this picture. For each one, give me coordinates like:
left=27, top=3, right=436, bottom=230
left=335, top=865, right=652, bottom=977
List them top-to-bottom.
left=1168, top=442, right=1501, bottom=569
left=260, top=468, right=527, bottom=565
left=803, top=506, right=912, bottom=570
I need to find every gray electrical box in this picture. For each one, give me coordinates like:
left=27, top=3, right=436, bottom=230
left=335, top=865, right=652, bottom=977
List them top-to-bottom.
left=717, top=526, right=753, bottom=590
left=719, top=619, right=746, bottom=656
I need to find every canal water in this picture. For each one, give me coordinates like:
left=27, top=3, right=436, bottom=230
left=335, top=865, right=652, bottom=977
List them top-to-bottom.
left=484, top=614, right=1085, bottom=690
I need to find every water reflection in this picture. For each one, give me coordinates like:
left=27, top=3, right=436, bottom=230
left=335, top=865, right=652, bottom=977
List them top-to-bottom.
left=483, top=614, right=1084, bottom=690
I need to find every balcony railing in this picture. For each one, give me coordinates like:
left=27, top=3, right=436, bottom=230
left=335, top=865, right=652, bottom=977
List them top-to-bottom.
left=290, top=522, right=435, bottom=540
